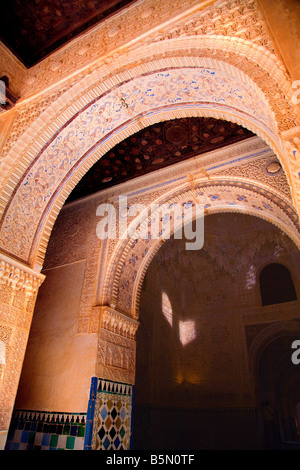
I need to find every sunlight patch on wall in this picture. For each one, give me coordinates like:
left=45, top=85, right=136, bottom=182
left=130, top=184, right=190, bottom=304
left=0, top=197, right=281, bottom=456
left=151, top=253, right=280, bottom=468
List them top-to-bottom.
left=162, top=292, right=173, bottom=327
left=179, top=320, right=196, bottom=346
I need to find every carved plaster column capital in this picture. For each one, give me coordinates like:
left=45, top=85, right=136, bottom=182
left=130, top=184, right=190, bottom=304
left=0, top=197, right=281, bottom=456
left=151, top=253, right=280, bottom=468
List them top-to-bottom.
left=0, top=253, right=45, bottom=295
left=98, top=306, right=139, bottom=340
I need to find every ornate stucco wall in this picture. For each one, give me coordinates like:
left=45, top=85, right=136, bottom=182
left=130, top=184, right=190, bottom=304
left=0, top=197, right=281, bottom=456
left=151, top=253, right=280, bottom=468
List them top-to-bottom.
left=1, top=0, right=300, bottom=449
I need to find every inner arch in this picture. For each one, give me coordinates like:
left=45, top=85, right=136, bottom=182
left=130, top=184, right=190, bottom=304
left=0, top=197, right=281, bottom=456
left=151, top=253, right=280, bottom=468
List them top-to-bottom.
left=67, top=116, right=254, bottom=202
left=106, top=175, right=300, bottom=318
left=132, top=212, right=300, bottom=450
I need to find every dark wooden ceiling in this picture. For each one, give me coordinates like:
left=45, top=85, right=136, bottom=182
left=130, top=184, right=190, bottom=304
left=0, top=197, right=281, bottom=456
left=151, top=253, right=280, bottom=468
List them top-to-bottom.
left=0, top=0, right=135, bottom=67
left=67, top=117, right=254, bottom=202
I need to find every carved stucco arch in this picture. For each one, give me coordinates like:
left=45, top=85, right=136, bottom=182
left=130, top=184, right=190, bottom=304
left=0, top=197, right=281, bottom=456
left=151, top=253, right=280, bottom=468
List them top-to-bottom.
left=1, top=35, right=296, bottom=200
left=0, top=57, right=296, bottom=272
left=99, top=176, right=300, bottom=320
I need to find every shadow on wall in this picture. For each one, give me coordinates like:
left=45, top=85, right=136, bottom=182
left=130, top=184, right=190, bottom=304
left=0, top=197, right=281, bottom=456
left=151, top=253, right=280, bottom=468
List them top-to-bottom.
left=131, top=213, right=300, bottom=450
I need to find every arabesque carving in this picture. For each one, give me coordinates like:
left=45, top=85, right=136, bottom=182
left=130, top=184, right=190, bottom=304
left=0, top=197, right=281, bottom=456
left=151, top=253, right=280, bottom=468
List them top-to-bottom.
left=0, top=254, right=44, bottom=431
left=95, top=306, right=139, bottom=384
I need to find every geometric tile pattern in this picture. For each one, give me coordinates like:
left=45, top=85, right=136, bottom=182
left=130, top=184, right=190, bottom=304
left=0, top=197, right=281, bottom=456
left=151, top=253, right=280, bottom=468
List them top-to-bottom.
left=91, top=379, right=133, bottom=450
left=5, top=410, right=86, bottom=450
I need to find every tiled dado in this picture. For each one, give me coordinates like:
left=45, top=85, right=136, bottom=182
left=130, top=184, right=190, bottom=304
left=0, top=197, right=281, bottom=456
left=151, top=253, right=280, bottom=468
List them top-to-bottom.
left=5, top=377, right=134, bottom=450
left=86, top=378, right=134, bottom=450
left=5, top=410, right=86, bottom=450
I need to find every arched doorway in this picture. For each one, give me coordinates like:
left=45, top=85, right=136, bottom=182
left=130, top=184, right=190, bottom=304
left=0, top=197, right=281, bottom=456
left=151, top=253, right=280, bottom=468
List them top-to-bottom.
left=0, top=62, right=293, bottom=270
left=3, top=117, right=300, bottom=450
left=257, top=334, right=300, bottom=449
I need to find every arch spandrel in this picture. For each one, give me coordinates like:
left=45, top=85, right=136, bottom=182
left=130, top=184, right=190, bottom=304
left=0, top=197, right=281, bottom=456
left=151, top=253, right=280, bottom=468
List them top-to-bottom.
left=0, top=64, right=291, bottom=269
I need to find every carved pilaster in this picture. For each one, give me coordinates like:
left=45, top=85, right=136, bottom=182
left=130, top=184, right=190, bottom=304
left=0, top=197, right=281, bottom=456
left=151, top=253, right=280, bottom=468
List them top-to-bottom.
left=0, top=253, right=44, bottom=444
left=0, top=256, right=44, bottom=309
left=95, top=306, right=139, bottom=385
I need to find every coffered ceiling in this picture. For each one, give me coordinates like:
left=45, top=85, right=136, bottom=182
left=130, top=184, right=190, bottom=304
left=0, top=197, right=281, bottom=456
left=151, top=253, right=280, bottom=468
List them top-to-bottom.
left=1, top=0, right=135, bottom=67
left=67, top=117, right=254, bottom=202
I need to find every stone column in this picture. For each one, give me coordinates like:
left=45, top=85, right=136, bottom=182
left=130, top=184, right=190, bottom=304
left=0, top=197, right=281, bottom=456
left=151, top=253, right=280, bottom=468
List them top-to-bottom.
left=0, top=253, right=44, bottom=449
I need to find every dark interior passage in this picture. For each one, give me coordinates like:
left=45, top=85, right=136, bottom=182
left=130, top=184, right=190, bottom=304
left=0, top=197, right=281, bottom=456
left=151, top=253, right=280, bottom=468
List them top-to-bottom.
left=132, top=213, right=300, bottom=450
